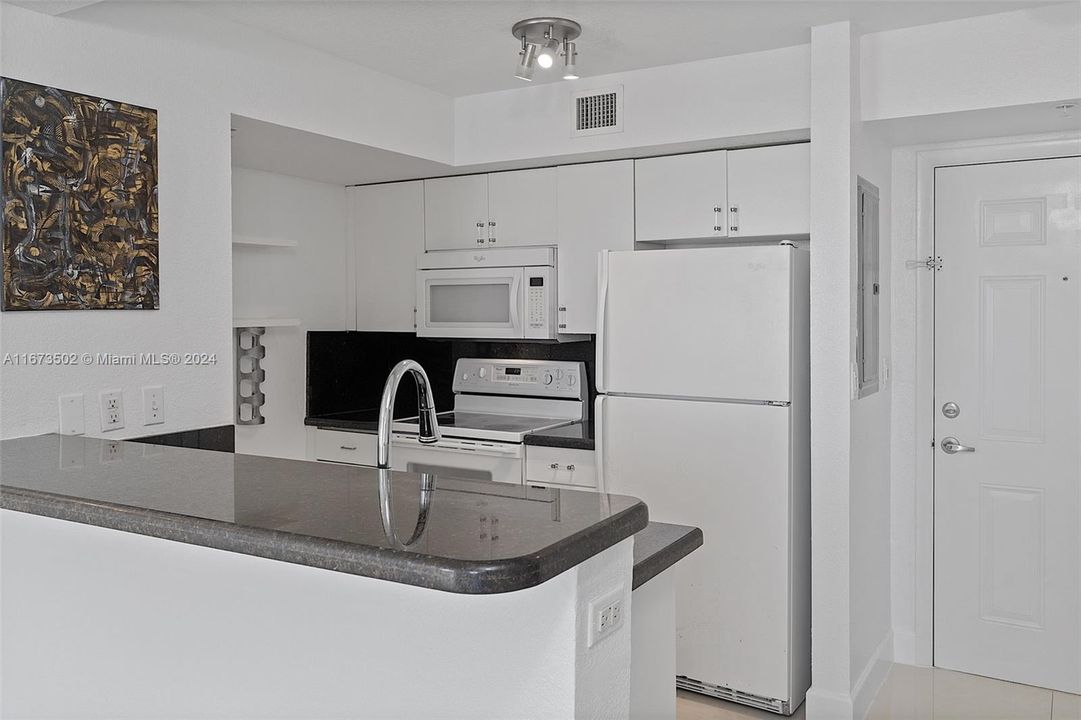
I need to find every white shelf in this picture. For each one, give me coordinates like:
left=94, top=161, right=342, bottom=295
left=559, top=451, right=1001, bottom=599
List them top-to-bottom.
left=232, top=234, right=298, bottom=248
left=233, top=317, right=301, bottom=328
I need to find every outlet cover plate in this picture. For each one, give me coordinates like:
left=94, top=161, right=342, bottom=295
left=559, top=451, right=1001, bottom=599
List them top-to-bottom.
left=99, top=389, right=125, bottom=432
left=587, top=585, right=626, bottom=647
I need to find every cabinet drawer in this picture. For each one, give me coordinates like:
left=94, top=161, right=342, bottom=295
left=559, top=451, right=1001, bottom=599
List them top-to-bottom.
left=314, top=429, right=378, bottom=466
left=525, top=446, right=596, bottom=488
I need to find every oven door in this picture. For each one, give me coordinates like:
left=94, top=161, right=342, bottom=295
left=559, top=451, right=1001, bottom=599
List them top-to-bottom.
left=416, top=267, right=524, bottom=339
left=390, top=434, right=524, bottom=485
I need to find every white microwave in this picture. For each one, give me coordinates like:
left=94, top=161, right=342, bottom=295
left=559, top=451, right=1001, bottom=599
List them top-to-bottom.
left=415, top=248, right=560, bottom=340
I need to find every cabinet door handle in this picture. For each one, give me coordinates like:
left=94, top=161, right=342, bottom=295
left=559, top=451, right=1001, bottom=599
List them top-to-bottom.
left=729, top=204, right=740, bottom=234
left=714, top=205, right=724, bottom=233
left=476, top=221, right=485, bottom=242
left=340, top=445, right=357, bottom=451
left=550, top=463, right=560, bottom=469
left=566, top=464, right=575, bottom=471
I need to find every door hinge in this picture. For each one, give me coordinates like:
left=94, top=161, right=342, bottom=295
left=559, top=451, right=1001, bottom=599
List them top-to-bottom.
left=905, top=256, right=942, bottom=271
left=413, top=307, right=417, bottom=329
left=766, top=400, right=791, bottom=407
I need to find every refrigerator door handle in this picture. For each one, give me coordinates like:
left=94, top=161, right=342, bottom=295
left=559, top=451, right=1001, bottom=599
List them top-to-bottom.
left=596, top=251, right=610, bottom=393
left=594, top=395, right=607, bottom=495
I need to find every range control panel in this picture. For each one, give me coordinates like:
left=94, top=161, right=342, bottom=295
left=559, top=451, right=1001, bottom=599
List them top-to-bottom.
left=452, top=359, right=587, bottom=399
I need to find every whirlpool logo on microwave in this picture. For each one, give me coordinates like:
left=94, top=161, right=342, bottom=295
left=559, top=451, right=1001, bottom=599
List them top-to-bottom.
left=473, top=255, right=486, bottom=262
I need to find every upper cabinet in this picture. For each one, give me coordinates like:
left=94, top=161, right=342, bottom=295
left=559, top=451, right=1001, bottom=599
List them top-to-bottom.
left=726, top=144, right=810, bottom=239
left=635, top=150, right=728, bottom=243
left=556, top=161, right=634, bottom=335
left=424, top=168, right=558, bottom=251
left=487, top=168, right=559, bottom=248
left=423, top=174, right=488, bottom=251
left=352, top=181, right=424, bottom=332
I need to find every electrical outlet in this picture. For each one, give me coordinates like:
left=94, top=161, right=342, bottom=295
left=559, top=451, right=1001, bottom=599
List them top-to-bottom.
left=143, top=385, right=164, bottom=425
left=99, top=389, right=125, bottom=432
left=58, top=393, right=85, bottom=435
left=587, top=586, right=626, bottom=647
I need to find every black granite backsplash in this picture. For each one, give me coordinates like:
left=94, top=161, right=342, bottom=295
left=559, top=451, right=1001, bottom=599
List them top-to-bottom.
left=307, top=332, right=596, bottom=419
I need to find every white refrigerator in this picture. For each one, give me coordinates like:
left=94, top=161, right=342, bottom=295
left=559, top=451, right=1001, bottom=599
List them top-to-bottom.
left=596, top=245, right=810, bottom=715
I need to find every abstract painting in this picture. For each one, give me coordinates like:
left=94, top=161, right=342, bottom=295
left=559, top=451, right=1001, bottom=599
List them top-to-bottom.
left=1, top=78, right=158, bottom=310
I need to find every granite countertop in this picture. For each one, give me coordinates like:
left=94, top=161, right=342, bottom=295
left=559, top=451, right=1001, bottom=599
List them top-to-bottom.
left=307, top=411, right=596, bottom=451
left=522, top=419, right=594, bottom=451
left=0, top=434, right=646, bottom=595
left=632, top=522, right=703, bottom=590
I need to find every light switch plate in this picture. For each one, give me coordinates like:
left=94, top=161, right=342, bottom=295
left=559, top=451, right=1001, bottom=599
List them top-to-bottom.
left=143, top=385, right=164, bottom=425
left=59, top=393, right=85, bottom=435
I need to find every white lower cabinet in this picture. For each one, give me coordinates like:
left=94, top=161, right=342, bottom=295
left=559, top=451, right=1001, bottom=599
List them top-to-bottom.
left=313, top=429, right=378, bottom=466
left=525, top=446, right=597, bottom=489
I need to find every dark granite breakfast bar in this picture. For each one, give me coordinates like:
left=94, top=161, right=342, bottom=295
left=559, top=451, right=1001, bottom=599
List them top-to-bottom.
left=0, top=434, right=646, bottom=594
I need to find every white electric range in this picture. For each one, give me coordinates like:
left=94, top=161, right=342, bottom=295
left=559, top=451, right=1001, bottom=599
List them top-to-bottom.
left=390, top=358, right=586, bottom=484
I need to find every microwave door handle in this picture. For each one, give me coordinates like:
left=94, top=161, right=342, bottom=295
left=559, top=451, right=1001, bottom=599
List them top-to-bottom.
left=509, top=274, right=522, bottom=334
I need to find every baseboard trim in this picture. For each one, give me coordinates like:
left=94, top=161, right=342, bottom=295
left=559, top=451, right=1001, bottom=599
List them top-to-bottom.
left=852, top=630, right=894, bottom=720
left=805, top=687, right=853, bottom=719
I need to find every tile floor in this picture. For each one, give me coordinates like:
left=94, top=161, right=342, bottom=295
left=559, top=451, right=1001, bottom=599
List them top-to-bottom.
left=675, top=665, right=1081, bottom=720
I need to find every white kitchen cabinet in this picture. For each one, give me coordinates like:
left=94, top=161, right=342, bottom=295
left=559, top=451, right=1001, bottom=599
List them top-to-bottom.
left=726, top=143, right=810, bottom=239
left=635, top=150, right=728, bottom=243
left=556, top=160, right=634, bottom=334
left=487, top=167, right=559, bottom=248
left=423, top=174, right=488, bottom=251
left=351, top=181, right=424, bottom=332
left=314, top=429, right=378, bottom=466
left=525, top=446, right=597, bottom=489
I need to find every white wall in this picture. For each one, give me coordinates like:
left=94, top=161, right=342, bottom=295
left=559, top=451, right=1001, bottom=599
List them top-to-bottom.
left=0, top=2, right=451, bottom=440
left=861, top=3, right=1081, bottom=122
left=806, top=21, right=857, bottom=720
left=454, top=44, right=811, bottom=166
left=848, top=125, right=894, bottom=719
left=231, top=168, right=348, bottom=460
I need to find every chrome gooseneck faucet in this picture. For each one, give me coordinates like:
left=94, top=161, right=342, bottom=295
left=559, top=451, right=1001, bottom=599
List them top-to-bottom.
left=377, top=359, right=440, bottom=469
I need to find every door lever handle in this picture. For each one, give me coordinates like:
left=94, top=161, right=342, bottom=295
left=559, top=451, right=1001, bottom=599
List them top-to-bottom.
left=940, top=437, right=976, bottom=454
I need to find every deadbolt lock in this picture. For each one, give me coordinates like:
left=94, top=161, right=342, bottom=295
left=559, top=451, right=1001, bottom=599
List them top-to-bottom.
left=942, top=402, right=960, bottom=419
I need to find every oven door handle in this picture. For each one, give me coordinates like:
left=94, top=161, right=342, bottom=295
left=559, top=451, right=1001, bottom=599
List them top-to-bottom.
left=392, top=434, right=523, bottom=457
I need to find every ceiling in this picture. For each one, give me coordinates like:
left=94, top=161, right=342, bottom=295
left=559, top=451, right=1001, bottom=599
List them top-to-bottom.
left=184, top=1, right=1051, bottom=97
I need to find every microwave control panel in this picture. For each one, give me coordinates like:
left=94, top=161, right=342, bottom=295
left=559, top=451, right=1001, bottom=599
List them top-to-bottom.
left=523, top=266, right=556, bottom=340
left=453, top=359, right=586, bottom=399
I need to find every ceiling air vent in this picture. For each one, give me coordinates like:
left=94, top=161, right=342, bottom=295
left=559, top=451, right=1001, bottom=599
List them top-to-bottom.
left=571, top=85, right=623, bottom=137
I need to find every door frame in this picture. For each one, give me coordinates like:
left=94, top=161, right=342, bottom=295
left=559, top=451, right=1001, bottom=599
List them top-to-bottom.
left=909, top=131, right=1081, bottom=667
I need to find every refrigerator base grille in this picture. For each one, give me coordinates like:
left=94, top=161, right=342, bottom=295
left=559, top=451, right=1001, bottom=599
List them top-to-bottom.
left=676, top=676, right=791, bottom=715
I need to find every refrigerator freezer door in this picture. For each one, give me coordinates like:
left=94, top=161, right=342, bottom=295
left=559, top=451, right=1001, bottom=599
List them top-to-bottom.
left=598, top=246, right=793, bottom=402
left=597, top=394, right=793, bottom=702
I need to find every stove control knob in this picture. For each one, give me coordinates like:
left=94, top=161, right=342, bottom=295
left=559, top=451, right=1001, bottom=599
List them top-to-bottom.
left=478, top=367, right=487, bottom=379
left=555, top=369, right=564, bottom=380
left=462, top=372, right=469, bottom=381
left=543, top=372, right=554, bottom=385
left=567, top=374, right=577, bottom=387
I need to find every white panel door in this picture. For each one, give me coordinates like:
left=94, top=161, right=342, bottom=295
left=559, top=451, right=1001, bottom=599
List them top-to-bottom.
left=727, top=144, right=810, bottom=239
left=635, top=150, right=728, bottom=243
left=934, top=157, right=1081, bottom=693
left=556, top=160, right=634, bottom=334
left=487, top=167, right=558, bottom=248
left=424, top=175, right=488, bottom=251
left=351, top=182, right=424, bottom=332
left=599, top=246, right=794, bottom=402
left=597, top=394, right=793, bottom=701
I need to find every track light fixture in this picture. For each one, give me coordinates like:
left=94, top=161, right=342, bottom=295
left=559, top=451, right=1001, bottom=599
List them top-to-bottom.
left=512, top=17, right=582, bottom=82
